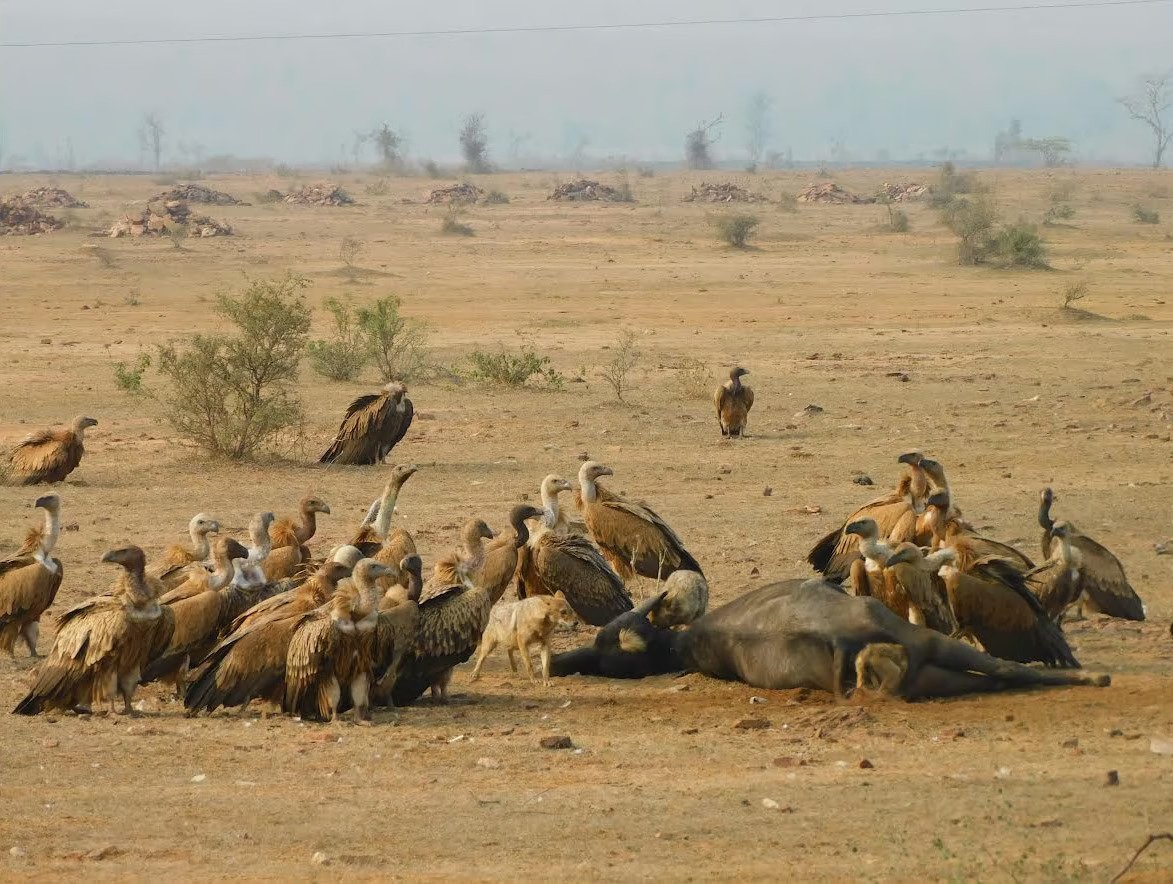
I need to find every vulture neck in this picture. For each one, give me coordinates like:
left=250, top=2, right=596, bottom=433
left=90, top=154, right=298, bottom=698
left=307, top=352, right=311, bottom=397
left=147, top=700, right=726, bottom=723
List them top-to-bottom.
left=729, top=374, right=742, bottom=392
left=580, top=477, right=599, bottom=505
left=374, top=485, right=401, bottom=539
left=541, top=485, right=563, bottom=528
left=1038, top=496, right=1055, bottom=532
left=35, top=507, right=61, bottom=573
left=296, top=507, right=317, bottom=544
left=510, top=516, right=531, bottom=550
left=248, top=523, right=271, bottom=564
left=190, top=524, right=212, bottom=562
left=858, top=534, right=893, bottom=566
left=1052, top=534, right=1079, bottom=569
left=207, top=548, right=235, bottom=592
left=121, top=565, right=155, bottom=608
left=351, top=572, right=384, bottom=623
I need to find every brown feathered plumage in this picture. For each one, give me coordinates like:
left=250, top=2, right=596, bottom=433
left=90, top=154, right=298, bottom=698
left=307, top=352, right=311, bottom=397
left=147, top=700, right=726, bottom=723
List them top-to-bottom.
left=714, top=367, right=754, bottom=437
left=320, top=383, right=413, bottom=465
left=4, top=416, right=97, bottom=485
left=576, top=461, right=703, bottom=580
left=1038, top=488, right=1145, bottom=620
left=0, top=494, right=64, bottom=657
left=271, top=496, right=331, bottom=552
left=474, top=505, right=542, bottom=603
left=150, top=513, right=221, bottom=589
left=428, top=519, right=495, bottom=595
left=1024, top=522, right=1084, bottom=620
left=518, top=530, right=633, bottom=626
left=881, top=544, right=960, bottom=634
left=14, top=546, right=174, bottom=715
left=371, top=555, right=423, bottom=707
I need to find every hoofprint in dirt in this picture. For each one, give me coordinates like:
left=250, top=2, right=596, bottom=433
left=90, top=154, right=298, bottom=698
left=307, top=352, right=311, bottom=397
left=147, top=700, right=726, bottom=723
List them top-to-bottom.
left=0, top=167, right=1170, bottom=879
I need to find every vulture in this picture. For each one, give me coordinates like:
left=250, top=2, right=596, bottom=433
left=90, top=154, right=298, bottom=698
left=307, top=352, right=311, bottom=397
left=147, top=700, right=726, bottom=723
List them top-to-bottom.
left=714, top=367, right=754, bottom=437
left=319, top=382, right=414, bottom=466
left=3, top=416, right=97, bottom=486
left=807, top=453, right=929, bottom=581
left=919, top=458, right=958, bottom=517
left=576, top=461, right=703, bottom=581
left=351, top=464, right=419, bottom=561
left=519, top=478, right=633, bottom=626
left=1038, top=487, right=1145, bottom=620
left=0, top=493, right=65, bottom=657
left=271, top=497, right=331, bottom=553
left=476, top=505, right=543, bottom=603
left=244, top=511, right=304, bottom=583
left=150, top=514, right=221, bottom=590
left=935, top=517, right=1035, bottom=574
left=429, top=519, right=496, bottom=592
left=1024, top=521, right=1085, bottom=621
left=880, top=544, right=960, bottom=634
left=14, top=546, right=175, bottom=715
left=936, top=552, right=1079, bottom=668
left=227, top=554, right=355, bottom=636
left=371, top=554, right=424, bottom=707
left=284, top=559, right=396, bottom=722
left=183, top=560, right=354, bottom=715
left=647, top=570, right=709, bottom=629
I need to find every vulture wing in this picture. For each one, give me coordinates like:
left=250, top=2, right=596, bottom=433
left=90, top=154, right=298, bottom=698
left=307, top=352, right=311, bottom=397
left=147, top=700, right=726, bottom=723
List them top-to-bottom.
left=319, top=393, right=388, bottom=465
left=378, top=396, right=413, bottom=460
left=6, top=430, right=83, bottom=485
left=807, top=492, right=912, bottom=580
left=596, top=494, right=704, bottom=577
left=954, top=533, right=1035, bottom=573
left=1071, top=533, right=1144, bottom=621
left=536, top=535, right=632, bottom=626
left=0, top=558, right=64, bottom=650
left=1023, top=559, right=1081, bottom=620
left=884, top=563, right=958, bottom=634
left=390, top=586, right=491, bottom=706
left=142, top=591, right=222, bottom=683
left=284, top=615, right=341, bottom=720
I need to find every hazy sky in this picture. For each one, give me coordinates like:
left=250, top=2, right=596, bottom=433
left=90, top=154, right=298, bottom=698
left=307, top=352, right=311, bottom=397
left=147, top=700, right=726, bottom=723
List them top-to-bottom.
left=1, top=0, right=1171, bottom=168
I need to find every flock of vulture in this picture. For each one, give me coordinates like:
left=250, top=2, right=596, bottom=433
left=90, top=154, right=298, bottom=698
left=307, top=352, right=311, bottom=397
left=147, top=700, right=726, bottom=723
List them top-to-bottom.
left=0, top=370, right=1149, bottom=722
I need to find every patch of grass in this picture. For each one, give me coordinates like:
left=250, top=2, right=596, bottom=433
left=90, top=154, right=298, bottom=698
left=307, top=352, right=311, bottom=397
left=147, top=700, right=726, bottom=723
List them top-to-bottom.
left=364, top=179, right=391, bottom=196
left=254, top=189, right=284, bottom=204
left=777, top=190, right=798, bottom=213
left=1044, top=203, right=1076, bottom=225
left=1133, top=204, right=1160, bottom=224
left=441, top=210, right=475, bottom=236
left=712, top=213, right=760, bottom=248
left=465, top=344, right=564, bottom=389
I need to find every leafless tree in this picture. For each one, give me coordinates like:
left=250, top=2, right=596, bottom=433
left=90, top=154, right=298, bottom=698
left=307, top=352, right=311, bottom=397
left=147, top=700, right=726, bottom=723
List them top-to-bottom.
left=1119, top=72, right=1173, bottom=169
left=744, top=92, right=772, bottom=173
left=138, top=111, right=165, bottom=172
left=460, top=113, right=491, bottom=173
left=685, top=115, right=723, bottom=170
left=367, top=123, right=405, bottom=170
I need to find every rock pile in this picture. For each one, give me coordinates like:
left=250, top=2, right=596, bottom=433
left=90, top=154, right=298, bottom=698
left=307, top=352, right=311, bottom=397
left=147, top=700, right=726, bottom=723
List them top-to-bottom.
left=548, top=179, right=629, bottom=202
left=425, top=182, right=484, bottom=205
left=683, top=182, right=766, bottom=203
left=797, top=182, right=874, bottom=205
left=878, top=182, right=928, bottom=202
left=153, top=183, right=243, bottom=205
left=282, top=183, right=354, bottom=206
left=14, top=187, right=88, bottom=208
left=0, top=198, right=64, bottom=235
left=108, top=199, right=232, bottom=238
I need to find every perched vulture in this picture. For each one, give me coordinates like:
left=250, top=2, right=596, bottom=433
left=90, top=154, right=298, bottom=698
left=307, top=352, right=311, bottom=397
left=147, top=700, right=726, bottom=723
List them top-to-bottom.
left=714, top=367, right=754, bottom=437
left=320, top=382, right=413, bottom=466
left=3, top=416, right=97, bottom=486
left=807, top=453, right=929, bottom=581
left=576, top=461, right=703, bottom=581
left=351, top=464, right=419, bottom=560
left=534, top=474, right=588, bottom=537
left=519, top=480, right=632, bottom=626
left=1038, top=488, right=1145, bottom=620
left=0, top=494, right=65, bottom=657
left=271, top=497, right=331, bottom=553
left=475, top=505, right=543, bottom=603
left=243, top=511, right=303, bottom=583
left=150, top=513, right=221, bottom=590
left=935, top=518, right=1035, bottom=574
left=429, top=519, right=495, bottom=593
left=1024, top=521, right=1086, bottom=621
left=880, top=544, right=959, bottom=634
left=14, top=547, right=175, bottom=715
left=937, top=553, right=1078, bottom=668
left=371, top=555, right=424, bottom=707
left=227, top=556, right=354, bottom=636
left=284, top=559, right=396, bottom=722
left=183, top=561, right=353, bottom=715
left=647, top=570, right=709, bottom=629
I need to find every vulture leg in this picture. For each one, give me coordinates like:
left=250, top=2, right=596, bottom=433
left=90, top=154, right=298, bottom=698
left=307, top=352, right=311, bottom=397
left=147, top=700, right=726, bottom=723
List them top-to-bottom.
left=20, top=622, right=40, bottom=657
left=117, top=672, right=139, bottom=716
left=351, top=673, right=371, bottom=722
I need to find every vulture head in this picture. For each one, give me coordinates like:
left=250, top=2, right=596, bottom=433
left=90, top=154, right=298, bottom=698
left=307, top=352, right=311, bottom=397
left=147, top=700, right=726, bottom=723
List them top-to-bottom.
left=730, top=367, right=749, bottom=381
left=382, top=382, right=408, bottom=401
left=71, top=415, right=99, bottom=436
left=896, top=450, right=924, bottom=466
left=919, top=458, right=947, bottom=487
left=578, top=461, right=614, bottom=487
left=388, top=463, right=419, bottom=487
left=542, top=474, right=574, bottom=497
left=33, top=493, right=61, bottom=515
left=300, top=497, right=332, bottom=517
left=508, top=504, right=544, bottom=547
left=250, top=512, right=276, bottom=539
left=189, top=513, right=221, bottom=537
left=844, top=518, right=880, bottom=540
left=462, top=519, right=496, bottom=547
left=101, top=545, right=147, bottom=573
left=330, top=545, right=365, bottom=569
left=884, top=545, right=922, bottom=568
left=398, top=554, right=423, bottom=600
left=352, top=559, right=398, bottom=589
left=319, top=560, right=354, bottom=589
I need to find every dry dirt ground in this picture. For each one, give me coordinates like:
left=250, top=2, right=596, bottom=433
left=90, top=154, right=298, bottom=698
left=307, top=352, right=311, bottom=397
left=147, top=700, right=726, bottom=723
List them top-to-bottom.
left=0, top=168, right=1171, bottom=880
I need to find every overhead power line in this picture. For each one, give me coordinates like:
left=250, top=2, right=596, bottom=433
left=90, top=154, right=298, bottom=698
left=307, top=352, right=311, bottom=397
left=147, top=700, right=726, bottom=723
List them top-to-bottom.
left=1, top=0, right=1169, bottom=49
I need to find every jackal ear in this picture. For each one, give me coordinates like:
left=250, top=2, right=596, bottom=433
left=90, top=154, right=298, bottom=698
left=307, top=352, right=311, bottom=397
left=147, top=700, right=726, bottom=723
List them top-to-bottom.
left=554, top=590, right=567, bottom=601
left=633, top=590, right=668, bottom=622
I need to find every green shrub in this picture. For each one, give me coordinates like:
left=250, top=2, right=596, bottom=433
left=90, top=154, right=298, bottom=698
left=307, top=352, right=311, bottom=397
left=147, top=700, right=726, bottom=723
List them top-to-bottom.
left=928, top=161, right=977, bottom=209
left=940, top=193, right=999, bottom=265
left=1133, top=204, right=1160, bottom=224
left=712, top=213, right=759, bottom=248
left=996, top=221, right=1049, bottom=268
left=155, top=273, right=311, bottom=459
left=355, top=295, right=431, bottom=382
left=308, top=298, right=370, bottom=381
left=466, top=345, right=564, bottom=388
left=113, top=353, right=151, bottom=394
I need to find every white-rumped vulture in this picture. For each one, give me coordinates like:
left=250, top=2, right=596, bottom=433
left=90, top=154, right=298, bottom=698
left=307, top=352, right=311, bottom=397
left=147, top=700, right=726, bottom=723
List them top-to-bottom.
left=714, top=367, right=754, bottom=437
left=320, top=382, right=413, bottom=466
left=4, top=416, right=98, bottom=486
left=576, top=461, right=703, bottom=580
left=1038, top=487, right=1145, bottom=620
left=0, top=494, right=65, bottom=657
left=14, top=546, right=175, bottom=715
left=550, top=579, right=1106, bottom=699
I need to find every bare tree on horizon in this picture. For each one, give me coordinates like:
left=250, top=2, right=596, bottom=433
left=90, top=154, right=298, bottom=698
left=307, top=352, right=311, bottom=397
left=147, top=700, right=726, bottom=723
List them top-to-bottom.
left=1119, top=72, right=1173, bottom=169
left=744, top=92, right=772, bottom=173
left=138, top=111, right=165, bottom=172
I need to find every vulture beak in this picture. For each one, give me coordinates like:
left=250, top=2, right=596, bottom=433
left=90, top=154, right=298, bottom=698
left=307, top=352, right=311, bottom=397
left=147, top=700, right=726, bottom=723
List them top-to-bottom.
left=83, top=417, right=99, bottom=429
left=897, top=451, right=922, bottom=466
left=597, top=466, right=614, bottom=478
left=33, top=495, right=56, bottom=511
left=320, top=504, right=332, bottom=515
left=844, top=520, right=870, bottom=537
left=884, top=548, right=913, bottom=567
left=100, top=549, right=121, bottom=565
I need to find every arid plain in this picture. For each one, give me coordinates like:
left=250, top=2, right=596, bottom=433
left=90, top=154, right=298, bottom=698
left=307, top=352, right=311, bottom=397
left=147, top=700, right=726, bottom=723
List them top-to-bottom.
left=0, top=167, right=1171, bottom=880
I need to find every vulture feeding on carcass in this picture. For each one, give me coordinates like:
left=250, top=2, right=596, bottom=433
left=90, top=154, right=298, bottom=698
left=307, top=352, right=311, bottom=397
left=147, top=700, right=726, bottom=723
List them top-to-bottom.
left=320, top=382, right=413, bottom=466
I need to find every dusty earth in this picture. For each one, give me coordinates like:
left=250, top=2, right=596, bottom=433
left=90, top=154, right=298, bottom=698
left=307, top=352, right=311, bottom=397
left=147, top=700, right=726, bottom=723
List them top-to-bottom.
left=0, top=168, right=1170, bottom=880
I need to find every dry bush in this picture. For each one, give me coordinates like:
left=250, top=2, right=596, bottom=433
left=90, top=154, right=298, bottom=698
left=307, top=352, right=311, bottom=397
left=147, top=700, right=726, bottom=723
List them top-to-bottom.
left=460, top=114, right=491, bottom=173
left=482, top=190, right=510, bottom=205
left=777, top=190, right=798, bottom=213
left=940, top=193, right=998, bottom=265
left=1133, top=204, right=1160, bottom=224
left=441, top=210, right=475, bottom=236
left=712, top=213, right=759, bottom=248
left=1061, top=278, right=1090, bottom=308
left=599, top=330, right=641, bottom=401
left=466, top=344, right=564, bottom=389
left=672, top=358, right=714, bottom=400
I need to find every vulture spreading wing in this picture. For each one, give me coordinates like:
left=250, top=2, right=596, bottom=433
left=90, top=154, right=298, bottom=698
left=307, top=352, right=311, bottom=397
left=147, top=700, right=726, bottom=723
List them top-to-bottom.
left=319, top=384, right=413, bottom=465
left=808, top=482, right=919, bottom=582
left=519, top=532, right=633, bottom=626
left=1066, top=533, right=1145, bottom=620
left=390, top=584, right=491, bottom=706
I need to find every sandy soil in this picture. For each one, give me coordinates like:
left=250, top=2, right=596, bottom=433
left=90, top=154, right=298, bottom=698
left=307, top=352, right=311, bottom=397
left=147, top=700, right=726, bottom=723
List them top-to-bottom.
left=0, top=168, right=1170, bottom=880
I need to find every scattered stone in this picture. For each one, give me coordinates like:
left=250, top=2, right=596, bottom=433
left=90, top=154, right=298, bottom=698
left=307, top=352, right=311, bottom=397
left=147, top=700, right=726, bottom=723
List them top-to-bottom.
left=548, top=179, right=629, bottom=202
left=283, top=182, right=354, bottom=206
left=683, top=182, right=767, bottom=203
left=797, top=182, right=873, bottom=205
left=152, top=183, right=243, bottom=205
left=13, top=186, right=87, bottom=208
left=0, top=198, right=63, bottom=235
left=109, top=199, right=231, bottom=238
left=803, top=404, right=825, bottom=416
left=576, top=451, right=590, bottom=462
left=853, top=475, right=874, bottom=486
left=762, top=487, right=773, bottom=497
left=804, top=505, right=822, bottom=515
left=1155, top=541, right=1170, bottom=556
left=749, top=566, right=760, bottom=577
left=664, top=683, right=690, bottom=693
left=749, top=696, right=767, bottom=705
left=733, top=718, right=770, bottom=730
left=681, top=728, right=699, bottom=735
left=540, top=735, right=574, bottom=750
left=1149, top=736, right=1173, bottom=755
left=1061, top=737, right=1079, bottom=749
left=41, top=738, right=59, bottom=749
left=773, top=756, right=804, bottom=768
left=476, top=757, right=501, bottom=769
left=859, top=758, right=875, bottom=769
left=1104, top=770, right=1120, bottom=786
left=190, top=773, right=207, bottom=783
left=761, top=798, right=780, bottom=810
left=85, top=846, right=120, bottom=861
left=9, top=847, right=26, bottom=858
left=311, top=851, right=330, bottom=866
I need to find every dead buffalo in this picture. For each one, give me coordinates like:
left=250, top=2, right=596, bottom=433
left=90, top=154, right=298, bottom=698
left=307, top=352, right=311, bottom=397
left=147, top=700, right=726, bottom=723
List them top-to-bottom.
left=551, top=579, right=1108, bottom=699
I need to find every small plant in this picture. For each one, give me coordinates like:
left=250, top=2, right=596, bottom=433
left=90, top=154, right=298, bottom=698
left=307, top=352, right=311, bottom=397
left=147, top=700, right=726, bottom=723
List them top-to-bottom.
left=928, top=161, right=977, bottom=209
left=274, top=163, right=298, bottom=177
left=613, top=173, right=635, bottom=203
left=364, top=178, right=391, bottom=196
left=254, top=189, right=284, bottom=204
left=482, top=189, right=510, bottom=205
left=777, top=190, right=798, bottom=213
left=877, top=192, right=909, bottom=232
left=940, top=192, right=998, bottom=265
left=1044, top=203, right=1076, bottom=225
left=1133, top=204, right=1160, bottom=224
left=441, top=210, right=475, bottom=236
left=712, top=213, right=759, bottom=248
left=996, top=221, right=1049, bottom=268
left=168, top=222, right=188, bottom=251
left=339, top=236, right=365, bottom=270
left=84, top=245, right=117, bottom=269
left=154, top=272, right=311, bottom=459
left=1061, top=278, right=1089, bottom=309
left=123, top=290, right=142, bottom=307
left=355, top=295, right=432, bottom=382
left=307, top=297, right=370, bottom=381
left=599, top=330, right=641, bottom=402
left=465, top=344, right=564, bottom=389
left=113, top=353, right=151, bottom=394
left=672, top=358, right=713, bottom=400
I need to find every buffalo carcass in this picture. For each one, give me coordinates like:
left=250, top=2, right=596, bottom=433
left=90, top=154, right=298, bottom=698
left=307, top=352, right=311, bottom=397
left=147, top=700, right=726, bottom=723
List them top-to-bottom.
left=551, top=579, right=1108, bottom=699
